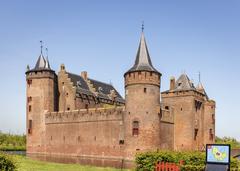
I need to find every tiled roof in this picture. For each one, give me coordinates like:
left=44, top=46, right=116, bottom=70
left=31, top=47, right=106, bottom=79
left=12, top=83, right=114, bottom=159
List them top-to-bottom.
left=125, top=32, right=160, bottom=75
left=26, top=54, right=54, bottom=74
left=67, top=73, right=124, bottom=103
left=175, top=74, right=196, bottom=91
left=88, top=78, right=124, bottom=101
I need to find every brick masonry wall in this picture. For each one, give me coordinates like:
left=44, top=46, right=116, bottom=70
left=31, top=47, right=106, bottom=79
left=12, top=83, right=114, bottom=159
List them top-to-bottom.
left=58, top=69, right=76, bottom=111
left=26, top=70, right=58, bottom=153
left=124, top=71, right=162, bottom=160
left=162, top=90, right=216, bottom=151
left=162, top=92, right=196, bottom=150
left=203, top=100, right=215, bottom=144
left=44, top=107, right=125, bottom=159
left=160, top=109, right=174, bottom=150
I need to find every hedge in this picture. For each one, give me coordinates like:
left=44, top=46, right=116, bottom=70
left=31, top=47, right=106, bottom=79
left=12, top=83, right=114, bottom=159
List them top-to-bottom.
left=0, top=145, right=26, bottom=151
left=135, top=151, right=240, bottom=171
left=0, top=153, right=16, bottom=171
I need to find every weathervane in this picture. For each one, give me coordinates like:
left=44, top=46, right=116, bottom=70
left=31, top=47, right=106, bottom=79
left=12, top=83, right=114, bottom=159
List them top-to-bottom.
left=141, top=21, right=144, bottom=32
left=40, top=40, right=43, bottom=54
left=46, top=47, right=48, bottom=57
left=198, top=71, right=201, bottom=83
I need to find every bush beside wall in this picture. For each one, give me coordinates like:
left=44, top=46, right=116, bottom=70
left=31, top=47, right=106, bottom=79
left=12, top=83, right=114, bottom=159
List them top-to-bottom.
left=135, top=151, right=240, bottom=171
left=0, top=153, right=16, bottom=171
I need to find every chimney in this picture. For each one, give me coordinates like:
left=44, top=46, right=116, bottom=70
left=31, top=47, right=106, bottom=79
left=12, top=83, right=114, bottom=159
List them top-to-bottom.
left=60, top=64, right=65, bottom=71
left=81, top=71, right=88, bottom=80
left=170, top=76, right=175, bottom=90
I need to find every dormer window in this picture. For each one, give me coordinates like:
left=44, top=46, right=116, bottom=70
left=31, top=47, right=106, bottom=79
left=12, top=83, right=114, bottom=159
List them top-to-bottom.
left=77, top=81, right=81, bottom=87
left=98, top=87, right=103, bottom=93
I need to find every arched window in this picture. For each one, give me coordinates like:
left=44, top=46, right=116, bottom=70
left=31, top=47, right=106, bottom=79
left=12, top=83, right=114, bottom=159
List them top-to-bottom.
left=132, top=121, right=139, bottom=136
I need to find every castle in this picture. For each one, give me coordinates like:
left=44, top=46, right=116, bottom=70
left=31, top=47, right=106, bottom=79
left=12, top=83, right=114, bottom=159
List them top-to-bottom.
left=25, top=31, right=215, bottom=168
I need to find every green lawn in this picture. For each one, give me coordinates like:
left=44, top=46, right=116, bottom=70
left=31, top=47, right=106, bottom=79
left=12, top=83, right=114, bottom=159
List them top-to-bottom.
left=13, top=155, right=130, bottom=171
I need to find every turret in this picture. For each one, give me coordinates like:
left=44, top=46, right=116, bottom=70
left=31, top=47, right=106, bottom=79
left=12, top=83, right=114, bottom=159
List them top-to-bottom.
left=124, top=30, right=162, bottom=159
left=25, top=43, right=58, bottom=153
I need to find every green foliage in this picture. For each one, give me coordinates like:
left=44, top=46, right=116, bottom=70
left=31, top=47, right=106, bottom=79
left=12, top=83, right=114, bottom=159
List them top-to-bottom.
left=0, top=132, right=26, bottom=151
left=216, top=136, right=240, bottom=149
left=135, top=151, right=240, bottom=171
left=0, top=153, right=16, bottom=171
left=13, top=155, right=130, bottom=171
left=180, top=165, right=205, bottom=171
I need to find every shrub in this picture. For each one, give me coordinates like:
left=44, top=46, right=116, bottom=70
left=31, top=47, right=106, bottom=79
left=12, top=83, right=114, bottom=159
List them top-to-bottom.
left=135, top=151, right=240, bottom=171
left=0, top=153, right=16, bottom=171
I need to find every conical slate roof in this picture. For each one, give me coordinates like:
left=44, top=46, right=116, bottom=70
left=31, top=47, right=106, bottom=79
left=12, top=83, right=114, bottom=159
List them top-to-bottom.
left=125, top=32, right=160, bottom=75
left=26, top=53, right=54, bottom=75
left=34, top=54, right=46, bottom=69
left=45, top=56, right=51, bottom=69
left=175, top=74, right=196, bottom=90
left=196, top=82, right=209, bottom=100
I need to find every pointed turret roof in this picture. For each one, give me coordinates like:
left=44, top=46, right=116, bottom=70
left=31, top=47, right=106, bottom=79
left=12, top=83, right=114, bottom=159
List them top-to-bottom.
left=125, top=32, right=160, bottom=75
left=26, top=53, right=53, bottom=74
left=34, top=54, right=46, bottom=69
left=45, top=56, right=51, bottom=69
left=175, top=74, right=196, bottom=90
left=196, top=82, right=209, bottom=100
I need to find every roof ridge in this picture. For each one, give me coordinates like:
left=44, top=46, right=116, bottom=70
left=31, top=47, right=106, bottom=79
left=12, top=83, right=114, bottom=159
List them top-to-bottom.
left=88, top=78, right=113, bottom=87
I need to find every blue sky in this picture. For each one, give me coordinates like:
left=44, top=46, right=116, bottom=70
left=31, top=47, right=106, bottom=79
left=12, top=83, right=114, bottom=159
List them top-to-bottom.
left=0, top=0, right=239, bottom=140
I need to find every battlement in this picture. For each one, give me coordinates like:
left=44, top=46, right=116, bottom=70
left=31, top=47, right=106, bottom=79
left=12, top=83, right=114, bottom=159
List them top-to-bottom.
left=26, top=70, right=56, bottom=79
left=124, top=71, right=160, bottom=87
left=161, top=89, right=206, bottom=99
left=45, top=107, right=125, bottom=124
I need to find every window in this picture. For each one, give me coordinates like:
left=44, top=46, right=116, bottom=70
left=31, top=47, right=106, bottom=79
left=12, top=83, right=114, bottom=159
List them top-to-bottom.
left=150, top=72, right=153, bottom=76
left=27, top=79, right=32, bottom=87
left=144, top=88, right=147, bottom=93
left=27, top=96, right=32, bottom=103
left=195, top=100, right=202, bottom=111
left=85, top=104, right=88, bottom=109
left=29, top=105, right=32, bottom=112
left=165, top=106, right=169, bottom=110
left=67, top=107, right=70, bottom=111
left=28, top=120, right=32, bottom=134
left=132, top=121, right=139, bottom=136
left=194, top=129, right=198, bottom=140
left=119, top=140, right=124, bottom=144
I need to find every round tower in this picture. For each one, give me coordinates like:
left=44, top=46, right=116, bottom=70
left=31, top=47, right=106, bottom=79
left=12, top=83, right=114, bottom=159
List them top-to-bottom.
left=124, top=32, right=162, bottom=159
left=25, top=45, right=58, bottom=154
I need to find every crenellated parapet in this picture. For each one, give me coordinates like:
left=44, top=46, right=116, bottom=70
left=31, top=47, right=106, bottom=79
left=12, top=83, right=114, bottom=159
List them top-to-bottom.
left=26, top=69, right=56, bottom=79
left=124, top=71, right=160, bottom=87
left=162, top=89, right=206, bottom=99
left=45, top=107, right=125, bottom=124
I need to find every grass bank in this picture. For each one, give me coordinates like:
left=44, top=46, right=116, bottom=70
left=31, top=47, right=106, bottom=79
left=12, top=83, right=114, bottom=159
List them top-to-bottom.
left=13, top=155, right=130, bottom=171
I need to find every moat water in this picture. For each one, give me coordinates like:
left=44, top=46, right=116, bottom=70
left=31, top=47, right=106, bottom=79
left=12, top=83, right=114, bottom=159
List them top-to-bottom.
left=2, top=150, right=26, bottom=156
left=27, top=153, right=134, bottom=169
